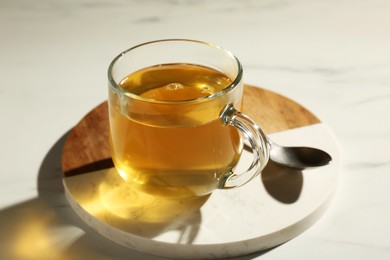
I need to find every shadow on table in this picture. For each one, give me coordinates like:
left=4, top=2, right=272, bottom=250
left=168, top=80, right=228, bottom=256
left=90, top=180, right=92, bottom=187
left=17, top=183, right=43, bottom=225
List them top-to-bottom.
left=0, top=132, right=290, bottom=260
left=0, top=132, right=166, bottom=260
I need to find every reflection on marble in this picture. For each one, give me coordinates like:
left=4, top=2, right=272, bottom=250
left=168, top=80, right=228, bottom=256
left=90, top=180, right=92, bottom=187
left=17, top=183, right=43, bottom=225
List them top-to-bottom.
left=1, top=0, right=390, bottom=259
left=64, top=168, right=208, bottom=242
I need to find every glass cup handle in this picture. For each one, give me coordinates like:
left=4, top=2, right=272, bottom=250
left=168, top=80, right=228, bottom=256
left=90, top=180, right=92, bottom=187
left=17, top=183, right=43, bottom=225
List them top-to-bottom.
left=219, top=104, right=270, bottom=189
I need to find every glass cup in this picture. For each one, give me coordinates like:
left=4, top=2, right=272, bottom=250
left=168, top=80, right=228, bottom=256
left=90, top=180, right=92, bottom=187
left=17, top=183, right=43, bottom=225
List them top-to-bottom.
left=108, top=39, right=269, bottom=199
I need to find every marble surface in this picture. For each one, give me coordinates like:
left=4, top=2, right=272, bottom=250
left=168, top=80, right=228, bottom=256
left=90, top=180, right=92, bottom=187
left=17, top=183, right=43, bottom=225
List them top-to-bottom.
left=0, top=0, right=389, bottom=259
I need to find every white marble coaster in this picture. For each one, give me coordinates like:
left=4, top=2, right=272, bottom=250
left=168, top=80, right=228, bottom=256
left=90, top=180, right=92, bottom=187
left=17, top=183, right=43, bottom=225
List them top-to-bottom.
left=63, top=123, right=340, bottom=259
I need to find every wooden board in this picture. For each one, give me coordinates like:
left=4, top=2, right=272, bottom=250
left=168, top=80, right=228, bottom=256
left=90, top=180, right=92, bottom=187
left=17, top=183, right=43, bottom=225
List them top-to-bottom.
left=61, top=85, right=339, bottom=259
left=62, top=85, right=320, bottom=177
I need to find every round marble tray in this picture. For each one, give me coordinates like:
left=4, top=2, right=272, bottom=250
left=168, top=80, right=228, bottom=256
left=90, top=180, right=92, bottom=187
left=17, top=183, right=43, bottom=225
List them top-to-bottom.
left=62, top=85, right=340, bottom=259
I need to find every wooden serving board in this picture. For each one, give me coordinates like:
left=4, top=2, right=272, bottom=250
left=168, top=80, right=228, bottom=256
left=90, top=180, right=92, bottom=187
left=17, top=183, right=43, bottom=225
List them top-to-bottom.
left=61, top=85, right=339, bottom=259
left=62, top=85, right=319, bottom=176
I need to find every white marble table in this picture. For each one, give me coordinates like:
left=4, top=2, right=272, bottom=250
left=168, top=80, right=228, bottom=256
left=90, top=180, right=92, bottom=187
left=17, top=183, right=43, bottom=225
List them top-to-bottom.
left=1, top=0, right=389, bottom=259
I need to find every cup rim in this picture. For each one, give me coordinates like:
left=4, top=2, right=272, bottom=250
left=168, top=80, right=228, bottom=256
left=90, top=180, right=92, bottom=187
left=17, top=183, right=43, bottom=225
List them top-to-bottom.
left=107, top=39, right=243, bottom=104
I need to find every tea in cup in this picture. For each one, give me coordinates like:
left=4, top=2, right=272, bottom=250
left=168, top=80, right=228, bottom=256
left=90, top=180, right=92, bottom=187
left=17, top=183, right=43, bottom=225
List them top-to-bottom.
left=108, top=39, right=269, bottom=198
